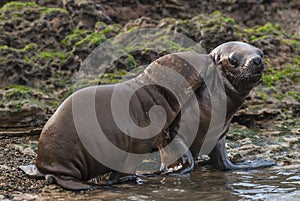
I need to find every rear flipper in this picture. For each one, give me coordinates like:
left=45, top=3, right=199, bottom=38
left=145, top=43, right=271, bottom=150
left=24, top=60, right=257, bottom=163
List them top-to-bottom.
left=158, top=135, right=194, bottom=175
left=208, top=136, right=277, bottom=170
left=19, top=164, right=102, bottom=191
left=45, top=175, right=101, bottom=191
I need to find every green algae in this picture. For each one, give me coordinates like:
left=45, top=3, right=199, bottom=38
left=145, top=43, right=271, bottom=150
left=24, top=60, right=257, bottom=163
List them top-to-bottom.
left=0, top=1, right=69, bottom=23
left=0, top=1, right=68, bottom=16
left=0, top=2, right=39, bottom=12
left=208, top=11, right=235, bottom=25
left=245, top=22, right=284, bottom=42
left=245, top=22, right=281, bottom=35
left=61, top=29, right=91, bottom=46
left=63, top=29, right=109, bottom=52
left=76, top=32, right=106, bottom=47
left=0, top=43, right=38, bottom=53
left=0, top=44, right=68, bottom=67
left=37, top=50, right=67, bottom=62
left=126, top=54, right=137, bottom=69
left=260, top=63, right=299, bottom=101
left=262, top=64, right=300, bottom=87
left=1, top=85, right=48, bottom=110
left=227, top=125, right=263, bottom=146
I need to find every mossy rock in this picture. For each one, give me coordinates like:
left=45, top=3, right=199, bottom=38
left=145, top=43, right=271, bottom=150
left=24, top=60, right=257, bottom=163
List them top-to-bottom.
left=0, top=2, right=73, bottom=49
left=0, top=2, right=80, bottom=90
left=189, top=11, right=242, bottom=52
left=123, top=12, right=242, bottom=53
left=245, top=22, right=283, bottom=40
left=0, top=43, right=78, bottom=89
left=0, top=85, right=57, bottom=128
left=227, top=124, right=263, bottom=146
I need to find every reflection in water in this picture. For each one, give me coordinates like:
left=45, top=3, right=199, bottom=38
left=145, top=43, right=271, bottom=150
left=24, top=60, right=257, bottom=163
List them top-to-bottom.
left=12, top=165, right=300, bottom=200
left=84, top=165, right=300, bottom=201
left=230, top=166, right=300, bottom=200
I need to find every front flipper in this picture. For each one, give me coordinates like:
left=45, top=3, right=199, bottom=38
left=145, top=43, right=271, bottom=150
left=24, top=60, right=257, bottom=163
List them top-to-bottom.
left=159, top=136, right=194, bottom=174
left=208, top=136, right=277, bottom=170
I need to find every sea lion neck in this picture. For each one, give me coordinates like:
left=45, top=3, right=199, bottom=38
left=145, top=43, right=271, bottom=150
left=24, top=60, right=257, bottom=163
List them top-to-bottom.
left=218, top=68, right=251, bottom=100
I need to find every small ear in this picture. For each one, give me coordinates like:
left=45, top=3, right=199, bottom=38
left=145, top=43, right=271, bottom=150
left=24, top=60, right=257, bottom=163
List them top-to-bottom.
left=208, top=51, right=220, bottom=65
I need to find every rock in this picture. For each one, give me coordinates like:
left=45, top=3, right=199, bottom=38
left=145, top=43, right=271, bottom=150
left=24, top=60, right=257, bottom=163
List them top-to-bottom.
left=36, top=0, right=63, bottom=8
left=63, top=0, right=111, bottom=30
left=0, top=2, right=73, bottom=49
left=0, top=2, right=79, bottom=89
left=123, top=11, right=242, bottom=52
left=0, top=86, right=52, bottom=128
left=21, top=147, right=36, bottom=155
left=0, top=165, right=10, bottom=170
left=11, top=193, right=42, bottom=201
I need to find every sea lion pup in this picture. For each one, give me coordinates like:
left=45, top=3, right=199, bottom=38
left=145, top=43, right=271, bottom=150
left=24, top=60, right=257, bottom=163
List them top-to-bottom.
left=164, top=41, right=276, bottom=172
left=19, top=51, right=214, bottom=191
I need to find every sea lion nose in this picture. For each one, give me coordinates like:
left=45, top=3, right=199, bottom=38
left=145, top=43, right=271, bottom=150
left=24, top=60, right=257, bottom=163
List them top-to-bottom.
left=252, top=56, right=262, bottom=66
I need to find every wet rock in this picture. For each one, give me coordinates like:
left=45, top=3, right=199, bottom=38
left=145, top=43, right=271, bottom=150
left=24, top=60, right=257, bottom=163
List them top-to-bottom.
left=10, top=192, right=43, bottom=201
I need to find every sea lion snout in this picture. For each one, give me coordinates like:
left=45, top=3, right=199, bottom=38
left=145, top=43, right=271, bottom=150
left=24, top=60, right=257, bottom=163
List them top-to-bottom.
left=247, top=56, right=264, bottom=74
left=252, top=56, right=263, bottom=66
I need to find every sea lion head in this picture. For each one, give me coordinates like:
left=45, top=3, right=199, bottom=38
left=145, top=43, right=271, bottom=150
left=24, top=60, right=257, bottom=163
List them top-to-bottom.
left=209, top=41, right=264, bottom=94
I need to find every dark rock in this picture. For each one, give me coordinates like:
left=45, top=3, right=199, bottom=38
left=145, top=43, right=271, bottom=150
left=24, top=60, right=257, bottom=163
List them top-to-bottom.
left=63, top=0, right=111, bottom=30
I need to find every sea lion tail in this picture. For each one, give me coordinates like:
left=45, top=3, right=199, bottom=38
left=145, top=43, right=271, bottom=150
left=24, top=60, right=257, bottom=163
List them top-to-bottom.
left=19, top=164, right=44, bottom=179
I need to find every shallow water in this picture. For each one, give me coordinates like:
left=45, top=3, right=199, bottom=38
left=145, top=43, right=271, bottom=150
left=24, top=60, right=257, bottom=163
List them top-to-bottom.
left=17, top=164, right=299, bottom=201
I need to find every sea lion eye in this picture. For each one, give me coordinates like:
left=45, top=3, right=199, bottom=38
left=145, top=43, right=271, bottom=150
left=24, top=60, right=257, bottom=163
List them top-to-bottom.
left=258, top=50, right=264, bottom=58
left=228, top=56, right=238, bottom=67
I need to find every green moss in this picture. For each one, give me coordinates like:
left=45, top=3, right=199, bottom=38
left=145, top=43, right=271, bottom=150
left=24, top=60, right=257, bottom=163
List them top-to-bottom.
left=0, top=1, right=69, bottom=20
left=1, top=1, right=39, bottom=11
left=40, top=7, right=68, bottom=15
left=212, top=10, right=222, bottom=16
left=204, top=11, right=236, bottom=26
left=224, top=17, right=235, bottom=24
left=245, top=22, right=284, bottom=42
left=245, top=22, right=281, bottom=34
left=258, top=22, right=280, bottom=33
left=61, top=29, right=90, bottom=46
left=72, top=31, right=107, bottom=50
left=0, top=43, right=37, bottom=52
left=22, top=43, right=38, bottom=51
left=38, top=50, right=66, bottom=61
left=127, top=54, right=137, bottom=69
left=261, top=63, right=300, bottom=101
left=262, top=64, right=300, bottom=87
left=53, top=79, right=66, bottom=88
left=2, top=85, right=48, bottom=109
left=5, top=85, right=45, bottom=98
left=257, top=91, right=268, bottom=101
left=287, top=91, right=299, bottom=100
left=227, top=125, right=263, bottom=146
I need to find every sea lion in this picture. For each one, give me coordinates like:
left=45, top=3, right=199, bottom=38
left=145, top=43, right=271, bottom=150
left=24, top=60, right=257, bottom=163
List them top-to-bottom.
left=164, top=41, right=276, bottom=172
left=20, top=51, right=214, bottom=191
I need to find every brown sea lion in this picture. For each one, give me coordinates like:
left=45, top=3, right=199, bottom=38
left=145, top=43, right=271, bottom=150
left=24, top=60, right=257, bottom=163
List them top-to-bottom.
left=164, top=41, right=276, bottom=172
left=20, top=51, right=215, bottom=191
